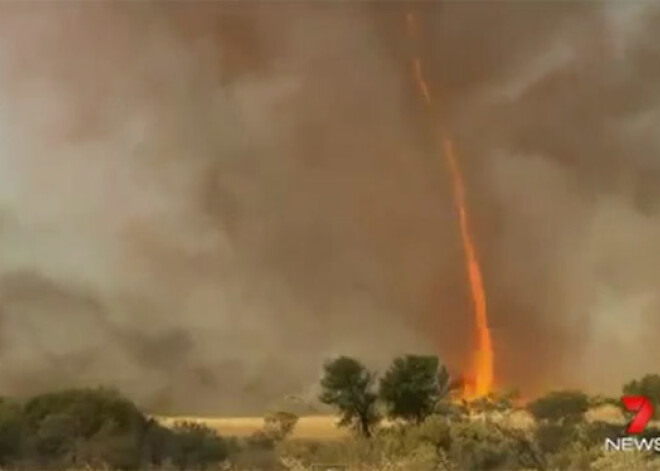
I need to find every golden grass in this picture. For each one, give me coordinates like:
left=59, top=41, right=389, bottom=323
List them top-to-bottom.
left=154, top=404, right=640, bottom=440
left=586, top=404, right=625, bottom=423
left=155, top=412, right=533, bottom=439
left=155, top=414, right=348, bottom=439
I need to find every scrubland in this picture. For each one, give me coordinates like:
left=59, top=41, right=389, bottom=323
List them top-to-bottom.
left=0, top=362, right=657, bottom=470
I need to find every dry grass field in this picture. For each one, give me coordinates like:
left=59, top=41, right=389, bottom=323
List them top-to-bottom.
left=155, top=404, right=630, bottom=440
left=155, top=414, right=348, bottom=439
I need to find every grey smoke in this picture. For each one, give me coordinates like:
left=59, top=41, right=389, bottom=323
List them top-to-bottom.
left=0, top=2, right=656, bottom=414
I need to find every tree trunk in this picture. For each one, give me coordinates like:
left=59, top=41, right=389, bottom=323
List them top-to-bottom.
left=360, top=416, right=371, bottom=438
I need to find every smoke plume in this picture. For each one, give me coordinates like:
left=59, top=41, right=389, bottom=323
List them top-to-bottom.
left=0, top=2, right=656, bottom=413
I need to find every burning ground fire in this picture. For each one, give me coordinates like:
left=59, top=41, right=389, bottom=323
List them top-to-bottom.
left=405, top=12, right=494, bottom=400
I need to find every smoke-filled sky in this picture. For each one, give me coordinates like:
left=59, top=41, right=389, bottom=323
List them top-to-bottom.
left=0, top=2, right=658, bottom=414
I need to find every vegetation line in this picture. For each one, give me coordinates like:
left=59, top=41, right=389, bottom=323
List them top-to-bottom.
left=0, top=357, right=656, bottom=470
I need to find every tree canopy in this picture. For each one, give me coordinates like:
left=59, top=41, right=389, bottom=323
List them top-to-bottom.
left=379, top=354, right=446, bottom=424
left=318, top=356, right=380, bottom=438
left=527, top=390, right=589, bottom=424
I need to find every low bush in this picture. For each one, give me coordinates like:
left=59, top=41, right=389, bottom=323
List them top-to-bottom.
left=0, top=388, right=232, bottom=470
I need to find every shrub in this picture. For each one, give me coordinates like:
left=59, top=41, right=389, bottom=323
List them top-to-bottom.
left=21, top=387, right=149, bottom=469
left=23, top=387, right=147, bottom=439
left=527, top=390, right=589, bottom=424
left=0, top=399, right=25, bottom=465
left=264, top=411, right=299, bottom=441
left=412, top=415, right=452, bottom=454
left=142, top=418, right=175, bottom=467
left=448, top=420, right=531, bottom=471
left=580, top=420, right=622, bottom=448
left=169, top=421, right=228, bottom=471
left=535, top=422, right=577, bottom=455
left=277, top=437, right=380, bottom=469
left=546, top=442, right=602, bottom=471
left=592, top=450, right=660, bottom=471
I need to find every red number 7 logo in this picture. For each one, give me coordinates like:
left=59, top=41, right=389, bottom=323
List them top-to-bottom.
left=622, top=395, right=654, bottom=435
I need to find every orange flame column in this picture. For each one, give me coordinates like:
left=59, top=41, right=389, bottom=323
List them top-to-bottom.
left=405, top=12, right=494, bottom=399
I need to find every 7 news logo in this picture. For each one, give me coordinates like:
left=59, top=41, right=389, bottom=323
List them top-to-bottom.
left=604, top=395, right=659, bottom=451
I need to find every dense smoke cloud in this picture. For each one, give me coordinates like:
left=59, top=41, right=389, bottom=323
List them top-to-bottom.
left=0, top=2, right=656, bottom=414
left=413, top=2, right=660, bottom=394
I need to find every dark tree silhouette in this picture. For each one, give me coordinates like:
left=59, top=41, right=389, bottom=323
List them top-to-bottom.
left=379, top=355, right=448, bottom=424
left=319, top=356, right=380, bottom=438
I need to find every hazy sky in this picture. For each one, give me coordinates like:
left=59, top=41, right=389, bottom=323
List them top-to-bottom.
left=0, top=2, right=657, bottom=414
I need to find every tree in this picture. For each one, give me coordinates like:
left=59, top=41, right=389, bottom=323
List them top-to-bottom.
left=379, top=355, right=446, bottom=424
left=318, top=356, right=380, bottom=438
left=623, top=374, right=660, bottom=418
left=527, top=390, right=589, bottom=425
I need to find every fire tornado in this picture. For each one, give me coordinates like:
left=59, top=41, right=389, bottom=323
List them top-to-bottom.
left=406, top=12, right=494, bottom=399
